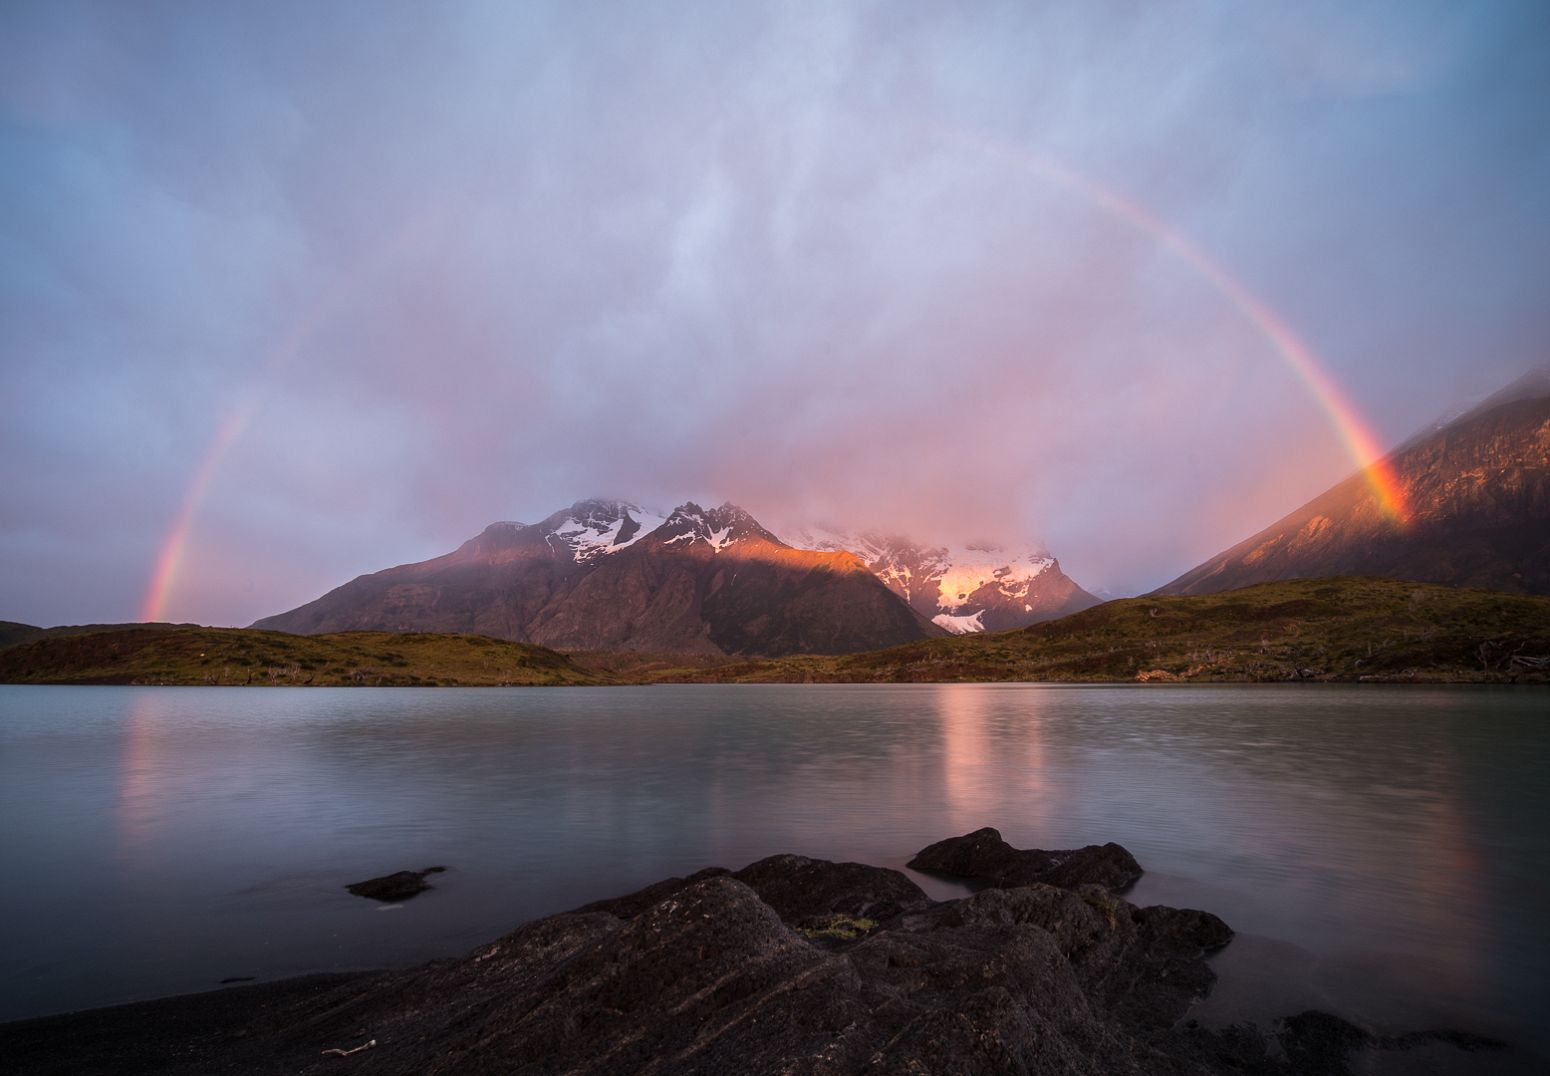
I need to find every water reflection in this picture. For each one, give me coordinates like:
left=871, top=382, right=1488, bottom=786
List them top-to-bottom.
left=0, top=683, right=1544, bottom=1063
left=935, top=684, right=1047, bottom=837
left=116, top=692, right=167, bottom=851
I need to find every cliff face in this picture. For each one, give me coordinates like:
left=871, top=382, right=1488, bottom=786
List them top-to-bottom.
left=1160, top=374, right=1550, bottom=597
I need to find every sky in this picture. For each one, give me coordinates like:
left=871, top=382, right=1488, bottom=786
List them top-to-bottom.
left=2, top=1, right=1548, bottom=626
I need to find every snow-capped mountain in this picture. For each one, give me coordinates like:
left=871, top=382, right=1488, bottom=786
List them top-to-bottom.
left=254, top=499, right=944, bottom=656
left=542, top=500, right=669, bottom=562
left=653, top=502, right=781, bottom=553
left=786, top=527, right=1100, bottom=633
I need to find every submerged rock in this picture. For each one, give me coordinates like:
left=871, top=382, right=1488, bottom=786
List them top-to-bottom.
left=908, top=826, right=1144, bottom=891
left=345, top=866, right=446, bottom=903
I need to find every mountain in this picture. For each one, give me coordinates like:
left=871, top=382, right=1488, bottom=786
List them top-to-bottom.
left=1158, top=368, right=1550, bottom=596
left=253, top=500, right=944, bottom=656
left=787, top=527, right=1100, bottom=633
left=0, top=621, right=43, bottom=650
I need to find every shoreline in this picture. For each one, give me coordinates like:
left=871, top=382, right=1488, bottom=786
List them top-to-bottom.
left=5, top=578, right=1548, bottom=688
left=6, top=675, right=1549, bottom=688
left=1, top=831, right=1531, bottom=1075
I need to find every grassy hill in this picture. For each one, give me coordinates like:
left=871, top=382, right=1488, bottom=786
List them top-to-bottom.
left=637, top=577, right=1550, bottom=684
left=4, top=578, right=1548, bottom=686
left=0, top=620, right=208, bottom=651
left=0, top=621, right=45, bottom=649
left=0, top=626, right=599, bottom=686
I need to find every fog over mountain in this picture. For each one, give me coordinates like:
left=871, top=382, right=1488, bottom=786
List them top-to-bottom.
left=3, top=2, right=1549, bottom=626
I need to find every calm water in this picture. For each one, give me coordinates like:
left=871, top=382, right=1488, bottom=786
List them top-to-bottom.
left=1, top=684, right=1546, bottom=1060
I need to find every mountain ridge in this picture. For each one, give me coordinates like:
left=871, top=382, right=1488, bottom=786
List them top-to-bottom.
left=1157, top=368, right=1550, bottom=596
left=253, top=499, right=945, bottom=656
left=788, top=526, right=1099, bottom=632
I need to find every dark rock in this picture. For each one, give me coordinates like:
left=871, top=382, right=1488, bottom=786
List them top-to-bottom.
left=908, top=826, right=1144, bottom=891
left=0, top=844, right=1517, bottom=1075
left=731, top=853, right=931, bottom=924
left=580, top=855, right=931, bottom=930
left=344, top=866, right=446, bottom=903
left=573, top=866, right=732, bottom=919
left=912, top=882, right=1231, bottom=1030
left=1277, top=1010, right=1371, bottom=1075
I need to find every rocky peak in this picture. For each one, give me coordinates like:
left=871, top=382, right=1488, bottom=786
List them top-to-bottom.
left=536, top=499, right=670, bottom=564
left=653, top=501, right=782, bottom=553
left=786, top=525, right=1090, bottom=633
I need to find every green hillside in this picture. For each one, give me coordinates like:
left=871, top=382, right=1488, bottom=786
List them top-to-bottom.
left=643, top=577, right=1550, bottom=684
left=5, top=578, right=1548, bottom=686
left=0, top=626, right=599, bottom=686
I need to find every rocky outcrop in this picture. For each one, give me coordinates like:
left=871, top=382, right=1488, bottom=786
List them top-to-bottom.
left=909, top=826, right=1145, bottom=891
left=0, top=838, right=1514, bottom=1075
left=272, top=847, right=1226, bottom=1074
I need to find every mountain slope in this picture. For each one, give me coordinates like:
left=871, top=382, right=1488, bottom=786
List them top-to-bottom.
left=1158, top=368, right=1550, bottom=596
left=254, top=500, right=944, bottom=656
left=788, top=528, right=1099, bottom=633
left=644, top=578, right=1550, bottom=685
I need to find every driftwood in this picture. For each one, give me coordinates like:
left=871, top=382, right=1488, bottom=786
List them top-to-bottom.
left=321, top=1038, right=376, bottom=1058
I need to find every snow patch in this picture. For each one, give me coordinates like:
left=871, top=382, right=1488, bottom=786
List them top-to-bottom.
left=551, top=503, right=668, bottom=562
left=610, top=508, right=669, bottom=551
left=786, top=527, right=1055, bottom=613
left=934, top=547, right=1053, bottom=611
left=933, top=610, right=986, bottom=634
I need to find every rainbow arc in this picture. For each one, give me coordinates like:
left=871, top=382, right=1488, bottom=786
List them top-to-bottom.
left=141, top=140, right=1408, bottom=623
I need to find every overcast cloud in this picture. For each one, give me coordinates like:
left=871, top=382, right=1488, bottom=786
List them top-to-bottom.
left=3, top=0, right=1548, bottom=625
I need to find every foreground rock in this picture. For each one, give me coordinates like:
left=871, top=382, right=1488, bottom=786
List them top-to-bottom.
left=909, top=826, right=1145, bottom=891
left=0, top=838, right=1515, bottom=1075
left=344, top=866, right=445, bottom=903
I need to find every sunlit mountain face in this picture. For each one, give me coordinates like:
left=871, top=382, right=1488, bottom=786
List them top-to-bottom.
left=785, top=527, right=1098, bottom=633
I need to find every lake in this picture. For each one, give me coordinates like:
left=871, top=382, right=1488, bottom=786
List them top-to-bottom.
left=1, top=683, right=1546, bottom=1065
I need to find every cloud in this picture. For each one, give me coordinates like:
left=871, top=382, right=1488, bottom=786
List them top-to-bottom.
left=2, top=1, right=1549, bottom=624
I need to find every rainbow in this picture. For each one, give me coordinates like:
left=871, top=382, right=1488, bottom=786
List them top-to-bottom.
left=931, top=126, right=1410, bottom=525
left=140, top=148, right=1410, bottom=623
left=139, top=206, right=449, bottom=623
left=140, top=400, right=257, bottom=623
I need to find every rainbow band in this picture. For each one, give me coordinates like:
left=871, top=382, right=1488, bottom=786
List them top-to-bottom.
left=932, top=126, right=1410, bottom=525
left=140, top=145, right=1409, bottom=623
left=139, top=207, right=448, bottom=624
left=140, top=401, right=256, bottom=623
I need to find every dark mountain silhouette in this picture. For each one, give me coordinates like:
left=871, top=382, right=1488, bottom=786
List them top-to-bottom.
left=253, top=500, right=944, bottom=656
